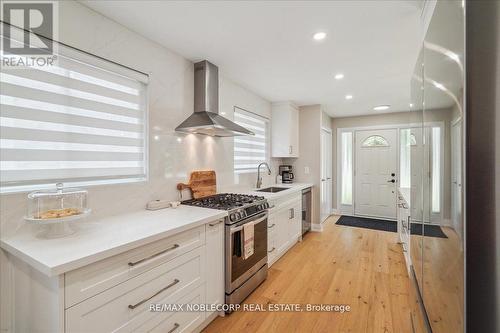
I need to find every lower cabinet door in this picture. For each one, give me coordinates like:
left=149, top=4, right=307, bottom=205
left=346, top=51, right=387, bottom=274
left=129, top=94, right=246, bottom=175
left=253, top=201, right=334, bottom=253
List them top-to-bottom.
left=291, top=202, right=302, bottom=241
left=276, top=208, right=291, bottom=255
left=205, top=220, right=224, bottom=317
left=267, top=232, right=277, bottom=266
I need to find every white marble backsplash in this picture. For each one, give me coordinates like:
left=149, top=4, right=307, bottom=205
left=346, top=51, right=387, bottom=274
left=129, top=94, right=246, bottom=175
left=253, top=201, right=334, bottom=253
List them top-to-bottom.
left=0, top=1, right=279, bottom=237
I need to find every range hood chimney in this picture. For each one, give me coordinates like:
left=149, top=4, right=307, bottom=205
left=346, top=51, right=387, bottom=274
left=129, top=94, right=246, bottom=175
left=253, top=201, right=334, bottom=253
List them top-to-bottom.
left=175, top=60, right=254, bottom=137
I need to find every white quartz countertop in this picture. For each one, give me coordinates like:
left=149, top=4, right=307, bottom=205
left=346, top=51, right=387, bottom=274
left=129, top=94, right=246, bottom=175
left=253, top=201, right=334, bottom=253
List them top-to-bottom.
left=245, top=182, right=314, bottom=199
left=398, top=187, right=411, bottom=206
left=0, top=206, right=227, bottom=277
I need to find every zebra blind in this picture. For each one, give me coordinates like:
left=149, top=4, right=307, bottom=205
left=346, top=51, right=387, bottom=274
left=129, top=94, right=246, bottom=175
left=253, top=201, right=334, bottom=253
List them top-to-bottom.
left=0, top=28, right=149, bottom=193
left=233, top=107, right=268, bottom=174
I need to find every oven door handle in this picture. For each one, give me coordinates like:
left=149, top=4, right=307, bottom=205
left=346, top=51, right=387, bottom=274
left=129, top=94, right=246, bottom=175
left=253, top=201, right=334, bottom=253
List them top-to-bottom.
left=230, top=213, right=268, bottom=234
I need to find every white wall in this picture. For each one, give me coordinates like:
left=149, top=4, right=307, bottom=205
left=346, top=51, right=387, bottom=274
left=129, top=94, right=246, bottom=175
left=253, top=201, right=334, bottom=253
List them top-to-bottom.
left=0, top=0, right=278, bottom=238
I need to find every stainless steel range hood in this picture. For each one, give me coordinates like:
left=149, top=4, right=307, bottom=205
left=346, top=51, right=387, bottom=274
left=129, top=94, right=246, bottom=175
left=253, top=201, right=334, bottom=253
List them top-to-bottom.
left=175, top=60, right=254, bottom=137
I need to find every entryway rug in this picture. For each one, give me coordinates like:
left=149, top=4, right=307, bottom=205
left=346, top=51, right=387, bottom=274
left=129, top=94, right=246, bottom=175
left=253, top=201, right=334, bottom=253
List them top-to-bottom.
left=335, top=215, right=448, bottom=238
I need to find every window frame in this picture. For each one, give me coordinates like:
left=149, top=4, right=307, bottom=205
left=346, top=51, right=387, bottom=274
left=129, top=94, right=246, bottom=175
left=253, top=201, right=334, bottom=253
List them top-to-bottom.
left=233, top=106, right=270, bottom=175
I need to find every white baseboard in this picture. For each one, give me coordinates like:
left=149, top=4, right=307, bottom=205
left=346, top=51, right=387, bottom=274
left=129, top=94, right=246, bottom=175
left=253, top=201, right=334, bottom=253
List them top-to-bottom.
left=331, top=208, right=341, bottom=215
left=441, top=219, right=452, bottom=226
left=311, top=223, right=324, bottom=232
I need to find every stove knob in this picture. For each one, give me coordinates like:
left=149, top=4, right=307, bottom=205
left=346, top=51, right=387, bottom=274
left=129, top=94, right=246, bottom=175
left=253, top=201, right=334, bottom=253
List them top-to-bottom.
left=264, top=202, right=269, bottom=209
left=235, top=212, right=241, bottom=220
left=230, top=213, right=236, bottom=221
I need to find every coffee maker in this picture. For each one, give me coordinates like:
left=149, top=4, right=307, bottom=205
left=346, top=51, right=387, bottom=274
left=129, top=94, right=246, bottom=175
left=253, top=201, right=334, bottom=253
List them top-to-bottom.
left=279, top=165, right=294, bottom=183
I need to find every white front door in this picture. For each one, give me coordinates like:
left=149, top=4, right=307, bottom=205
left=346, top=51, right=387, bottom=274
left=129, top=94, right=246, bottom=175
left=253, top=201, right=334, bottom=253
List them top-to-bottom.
left=320, top=128, right=332, bottom=223
left=355, top=129, right=398, bottom=219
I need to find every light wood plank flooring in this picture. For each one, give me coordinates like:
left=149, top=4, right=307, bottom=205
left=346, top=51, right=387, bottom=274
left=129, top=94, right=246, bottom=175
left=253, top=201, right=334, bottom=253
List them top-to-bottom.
left=204, top=215, right=413, bottom=333
left=413, top=227, right=464, bottom=333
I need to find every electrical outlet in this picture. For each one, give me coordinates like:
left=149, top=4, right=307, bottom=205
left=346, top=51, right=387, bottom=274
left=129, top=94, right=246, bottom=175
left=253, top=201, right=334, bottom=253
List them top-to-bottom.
left=304, top=166, right=310, bottom=174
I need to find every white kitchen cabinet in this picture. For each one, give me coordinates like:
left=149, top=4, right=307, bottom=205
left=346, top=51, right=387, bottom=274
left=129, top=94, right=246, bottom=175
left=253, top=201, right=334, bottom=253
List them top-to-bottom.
left=271, top=102, right=299, bottom=158
left=267, top=191, right=302, bottom=267
left=276, top=207, right=292, bottom=255
left=267, top=215, right=278, bottom=264
left=4, top=219, right=225, bottom=333
left=205, top=220, right=224, bottom=318
left=65, top=225, right=206, bottom=308
left=65, top=248, right=205, bottom=332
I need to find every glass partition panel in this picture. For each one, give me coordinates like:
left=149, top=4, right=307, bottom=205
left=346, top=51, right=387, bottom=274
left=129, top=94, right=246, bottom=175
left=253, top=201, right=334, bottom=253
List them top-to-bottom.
left=422, top=1, right=465, bottom=332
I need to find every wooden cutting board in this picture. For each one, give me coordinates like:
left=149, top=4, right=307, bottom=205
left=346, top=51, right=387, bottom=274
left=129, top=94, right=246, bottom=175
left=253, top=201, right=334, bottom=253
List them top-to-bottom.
left=176, top=170, right=216, bottom=199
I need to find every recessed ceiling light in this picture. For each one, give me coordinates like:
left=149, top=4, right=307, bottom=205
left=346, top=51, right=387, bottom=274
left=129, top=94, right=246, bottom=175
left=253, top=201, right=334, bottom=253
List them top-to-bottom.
left=313, top=32, right=327, bottom=41
left=334, top=73, right=344, bottom=80
left=345, top=95, right=353, bottom=100
left=409, top=103, right=414, bottom=108
left=373, top=105, right=390, bottom=111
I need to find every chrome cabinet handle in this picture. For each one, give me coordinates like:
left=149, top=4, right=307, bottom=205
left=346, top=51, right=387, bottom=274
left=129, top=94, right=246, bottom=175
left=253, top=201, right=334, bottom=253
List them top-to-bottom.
left=289, top=145, right=293, bottom=154
left=289, top=208, right=294, bottom=219
left=208, top=220, right=222, bottom=227
left=268, top=223, right=276, bottom=229
left=128, top=244, right=180, bottom=266
left=268, top=247, right=276, bottom=253
left=128, top=279, right=180, bottom=309
left=168, top=323, right=180, bottom=333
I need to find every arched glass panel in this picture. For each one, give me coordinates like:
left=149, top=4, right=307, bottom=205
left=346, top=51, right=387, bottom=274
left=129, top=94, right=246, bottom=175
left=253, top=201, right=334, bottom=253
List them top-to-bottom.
left=410, top=133, right=417, bottom=146
left=361, top=135, right=389, bottom=147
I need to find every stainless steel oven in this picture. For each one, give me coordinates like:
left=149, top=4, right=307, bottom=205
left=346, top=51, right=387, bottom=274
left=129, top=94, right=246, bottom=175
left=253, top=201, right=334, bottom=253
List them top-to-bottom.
left=225, top=211, right=268, bottom=305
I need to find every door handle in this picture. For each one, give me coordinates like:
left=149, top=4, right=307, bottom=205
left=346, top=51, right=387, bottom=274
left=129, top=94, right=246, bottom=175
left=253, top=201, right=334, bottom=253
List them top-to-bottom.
left=387, top=179, right=396, bottom=183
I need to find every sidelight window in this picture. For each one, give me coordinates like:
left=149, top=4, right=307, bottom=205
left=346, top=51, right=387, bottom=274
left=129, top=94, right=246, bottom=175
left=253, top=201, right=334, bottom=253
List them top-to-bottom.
left=340, top=132, right=353, bottom=205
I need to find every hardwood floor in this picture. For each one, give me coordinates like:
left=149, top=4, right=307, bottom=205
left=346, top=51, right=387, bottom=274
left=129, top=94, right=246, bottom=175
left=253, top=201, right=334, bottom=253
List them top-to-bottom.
left=203, top=215, right=413, bottom=333
left=422, top=227, right=464, bottom=333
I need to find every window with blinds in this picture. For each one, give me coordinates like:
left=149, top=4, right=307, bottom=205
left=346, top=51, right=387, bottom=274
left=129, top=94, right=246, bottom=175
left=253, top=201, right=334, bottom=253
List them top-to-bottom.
left=0, top=28, right=149, bottom=193
left=233, top=107, right=269, bottom=174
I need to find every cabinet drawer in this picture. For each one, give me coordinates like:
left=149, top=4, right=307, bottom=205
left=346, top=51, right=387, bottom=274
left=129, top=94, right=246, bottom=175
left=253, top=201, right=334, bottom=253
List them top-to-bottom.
left=268, top=193, right=301, bottom=216
left=65, top=225, right=205, bottom=308
left=267, top=232, right=277, bottom=266
left=65, top=247, right=205, bottom=333
left=143, top=286, right=205, bottom=333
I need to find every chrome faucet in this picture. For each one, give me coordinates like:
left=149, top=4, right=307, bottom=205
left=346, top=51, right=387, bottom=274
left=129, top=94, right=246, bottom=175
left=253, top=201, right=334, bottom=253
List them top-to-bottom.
left=256, top=162, right=272, bottom=189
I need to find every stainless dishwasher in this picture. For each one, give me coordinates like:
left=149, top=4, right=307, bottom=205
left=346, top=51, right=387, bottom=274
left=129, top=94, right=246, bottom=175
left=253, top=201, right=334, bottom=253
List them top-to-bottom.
left=302, top=188, right=312, bottom=235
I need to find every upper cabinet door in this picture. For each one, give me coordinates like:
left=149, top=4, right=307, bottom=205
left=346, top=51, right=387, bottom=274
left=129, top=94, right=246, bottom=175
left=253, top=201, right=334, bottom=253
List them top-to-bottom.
left=271, top=102, right=299, bottom=157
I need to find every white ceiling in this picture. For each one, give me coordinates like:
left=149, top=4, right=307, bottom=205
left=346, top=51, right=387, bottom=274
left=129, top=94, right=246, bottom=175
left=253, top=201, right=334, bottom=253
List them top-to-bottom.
left=81, top=1, right=423, bottom=117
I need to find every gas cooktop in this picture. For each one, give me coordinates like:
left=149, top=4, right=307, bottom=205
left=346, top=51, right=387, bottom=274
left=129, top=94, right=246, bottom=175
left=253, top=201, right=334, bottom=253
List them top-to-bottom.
left=182, top=193, right=269, bottom=224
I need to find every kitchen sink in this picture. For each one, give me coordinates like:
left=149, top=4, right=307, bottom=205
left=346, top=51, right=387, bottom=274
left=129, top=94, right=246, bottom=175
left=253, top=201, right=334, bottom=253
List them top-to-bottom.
left=256, top=187, right=288, bottom=193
